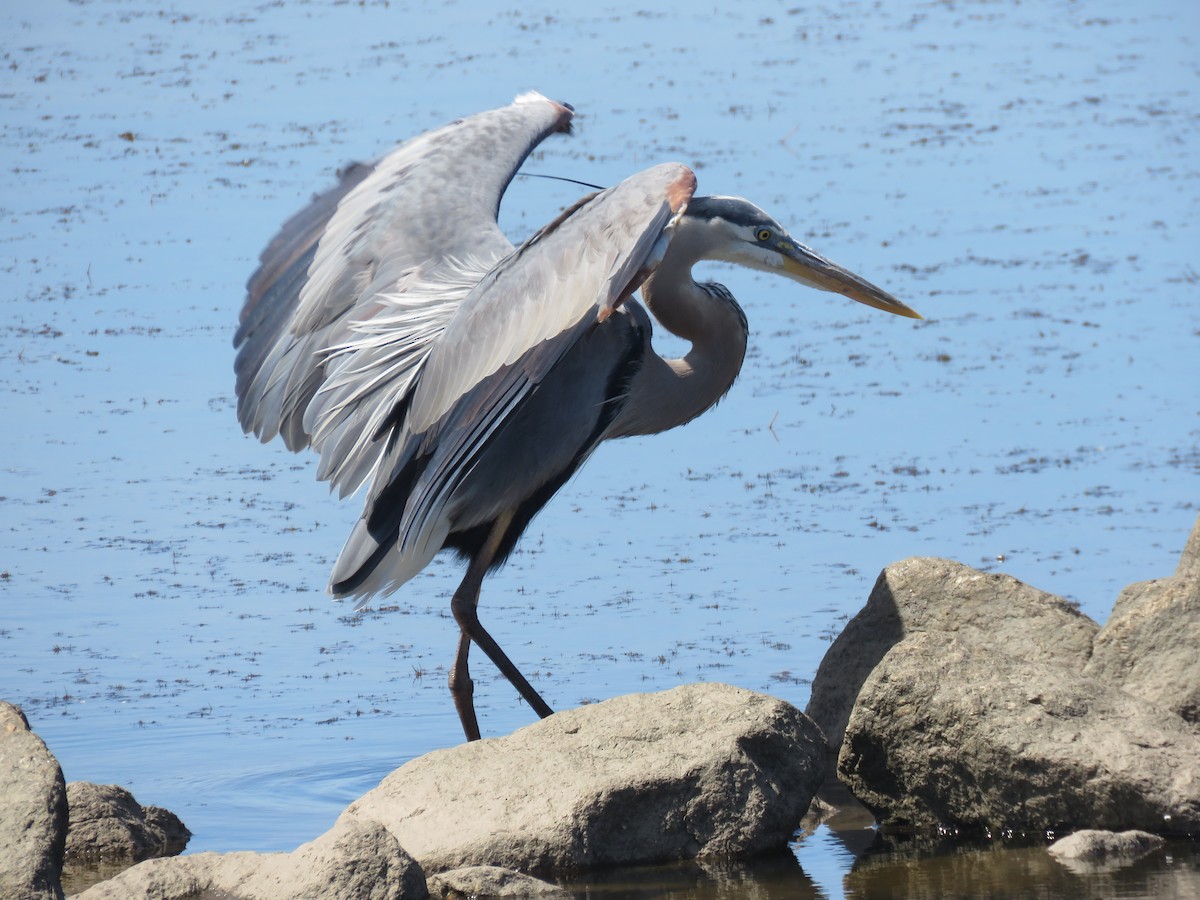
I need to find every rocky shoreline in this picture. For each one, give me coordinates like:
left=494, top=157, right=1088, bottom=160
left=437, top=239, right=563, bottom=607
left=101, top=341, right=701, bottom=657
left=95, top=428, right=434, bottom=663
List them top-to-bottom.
left=4, top=514, right=1196, bottom=898
left=808, top=526, right=1200, bottom=834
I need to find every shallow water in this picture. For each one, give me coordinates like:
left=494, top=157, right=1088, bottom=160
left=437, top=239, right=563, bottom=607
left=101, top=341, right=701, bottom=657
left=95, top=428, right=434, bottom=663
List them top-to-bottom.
left=3, top=0, right=1198, bottom=896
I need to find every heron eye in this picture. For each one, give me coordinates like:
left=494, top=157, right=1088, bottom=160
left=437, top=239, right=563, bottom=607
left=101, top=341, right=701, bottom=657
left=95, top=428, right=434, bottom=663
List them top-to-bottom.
left=756, top=228, right=772, bottom=242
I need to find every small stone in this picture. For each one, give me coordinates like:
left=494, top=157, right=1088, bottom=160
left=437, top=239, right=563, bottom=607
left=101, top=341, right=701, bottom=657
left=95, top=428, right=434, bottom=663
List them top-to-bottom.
left=65, top=782, right=190, bottom=863
left=73, top=818, right=427, bottom=900
left=1049, top=829, right=1164, bottom=874
left=427, top=865, right=569, bottom=898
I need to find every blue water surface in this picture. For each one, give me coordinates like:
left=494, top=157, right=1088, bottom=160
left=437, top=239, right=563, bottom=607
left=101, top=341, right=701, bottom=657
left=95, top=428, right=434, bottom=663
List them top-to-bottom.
left=2, top=2, right=1197, bottom=890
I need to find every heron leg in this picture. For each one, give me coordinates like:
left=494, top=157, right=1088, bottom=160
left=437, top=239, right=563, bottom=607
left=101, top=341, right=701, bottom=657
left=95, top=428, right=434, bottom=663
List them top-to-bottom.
left=448, top=511, right=554, bottom=741
left=449, top=630, right=480, bottom=741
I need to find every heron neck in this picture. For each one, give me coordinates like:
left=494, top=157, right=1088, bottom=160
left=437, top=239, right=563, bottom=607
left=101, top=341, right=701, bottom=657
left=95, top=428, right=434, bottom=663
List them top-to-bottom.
left=608, top=258, right=748, bottom=438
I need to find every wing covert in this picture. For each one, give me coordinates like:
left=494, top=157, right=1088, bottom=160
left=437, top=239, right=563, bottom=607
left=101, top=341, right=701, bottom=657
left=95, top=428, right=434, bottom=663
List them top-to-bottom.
left=407, top=162, right=697, bottom=435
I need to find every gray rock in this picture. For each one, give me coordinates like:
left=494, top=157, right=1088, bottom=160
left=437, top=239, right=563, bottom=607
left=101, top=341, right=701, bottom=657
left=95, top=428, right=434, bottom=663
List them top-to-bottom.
left=1177, top=513, right=1200, bottom=580
left=1083, top=520, right=1200, bottom=727
left=806, top=557, right=1098, bottom=752
left=1085, top=574, right=1200, bottom=725
left=1106, top=577, right=1169, bottom=621
left=838, top=631, right=1200, bottom=832
left=341, top=683, right=826, bottom=874
left=0, top=702, right=66, bottom=900
left=65, top=782, right=190, bottom=863
left=73, top=817, right=427, bottom=900
left=212, top=817, right=426, bottom=900
left=1048, top=828, right=1164, bottom=873
left=69, top=856, right=206, bottom=900
left=427, top=866, right=569, bottom=898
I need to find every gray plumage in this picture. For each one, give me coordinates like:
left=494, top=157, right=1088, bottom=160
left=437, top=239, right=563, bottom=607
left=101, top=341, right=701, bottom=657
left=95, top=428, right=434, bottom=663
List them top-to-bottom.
left=234, top=91, right=920, bottom=741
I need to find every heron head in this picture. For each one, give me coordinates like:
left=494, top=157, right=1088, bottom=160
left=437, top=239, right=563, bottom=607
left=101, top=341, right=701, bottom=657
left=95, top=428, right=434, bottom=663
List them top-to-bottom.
left=681, top=196, right=921, bottom=319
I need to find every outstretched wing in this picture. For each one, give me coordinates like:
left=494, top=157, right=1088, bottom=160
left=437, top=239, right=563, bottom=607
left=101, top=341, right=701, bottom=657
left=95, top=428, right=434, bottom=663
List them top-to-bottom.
left=234, top=92, right=574, bottom=496
left=330, top=162, right=698, bottom=599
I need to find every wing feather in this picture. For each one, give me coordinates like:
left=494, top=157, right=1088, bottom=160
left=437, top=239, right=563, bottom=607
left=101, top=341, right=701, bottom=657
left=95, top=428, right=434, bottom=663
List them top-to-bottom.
left=233, top=92, right=574, bottom=494
left=329, top=162, right=698, bottom=598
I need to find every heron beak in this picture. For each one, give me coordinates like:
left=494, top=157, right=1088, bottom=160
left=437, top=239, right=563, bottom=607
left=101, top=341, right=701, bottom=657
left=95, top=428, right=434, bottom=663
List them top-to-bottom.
left=779, top=240, right=922, bottom=319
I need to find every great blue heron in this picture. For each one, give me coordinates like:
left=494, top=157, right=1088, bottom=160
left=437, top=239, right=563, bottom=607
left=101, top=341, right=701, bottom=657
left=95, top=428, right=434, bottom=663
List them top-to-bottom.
left=234, top=92, right=919, bottom=741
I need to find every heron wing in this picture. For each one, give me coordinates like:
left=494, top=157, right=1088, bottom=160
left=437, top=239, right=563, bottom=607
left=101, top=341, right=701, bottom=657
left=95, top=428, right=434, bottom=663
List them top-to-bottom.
left=233, top=92, right=574, bottom=496
left=330, top=162, right=698, bottom=598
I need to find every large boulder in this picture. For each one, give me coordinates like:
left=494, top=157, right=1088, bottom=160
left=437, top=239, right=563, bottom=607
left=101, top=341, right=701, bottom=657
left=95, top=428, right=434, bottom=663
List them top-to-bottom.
left=1084, top=516, right=1200, bottom=726
left=806, top=557, right=1098, bottom=752
left=837, top=631, right=1200, bottom=832
left=340, top=683, right=826, bottom=874
left=73, top=684, right=821, bottom=897
left=0, top=703, right=66, bottom=900
left=65, top=782, right=189, bottom=864
left=73, top=817, right=427, bottom=900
